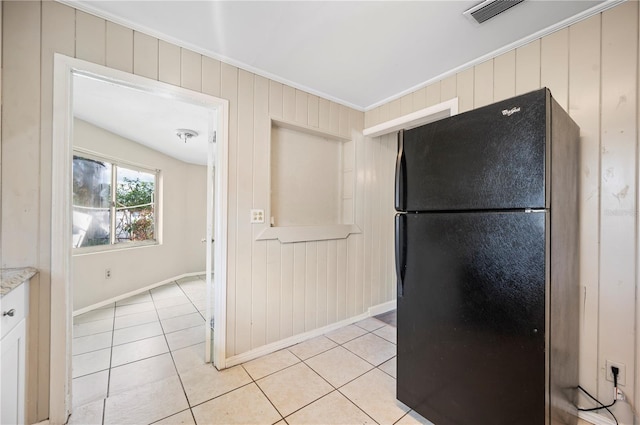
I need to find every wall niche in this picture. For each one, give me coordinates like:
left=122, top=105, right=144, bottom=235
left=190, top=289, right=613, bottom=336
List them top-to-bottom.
left=258, top=119, right=360, bottom=243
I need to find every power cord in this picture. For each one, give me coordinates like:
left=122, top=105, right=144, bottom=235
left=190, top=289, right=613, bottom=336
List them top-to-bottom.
left=577, top=366, right=619, bottom=425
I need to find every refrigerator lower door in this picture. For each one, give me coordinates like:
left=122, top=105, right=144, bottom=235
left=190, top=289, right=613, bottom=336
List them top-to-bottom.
left=397, top=211, right=546, bottom=425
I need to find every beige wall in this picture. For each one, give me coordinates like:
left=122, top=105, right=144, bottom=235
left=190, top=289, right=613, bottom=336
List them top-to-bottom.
left=0, top=4, right=395, bottom=418
left=365, top=4, right=639, bottom=422
left=72, top=119, right=207, bottom=310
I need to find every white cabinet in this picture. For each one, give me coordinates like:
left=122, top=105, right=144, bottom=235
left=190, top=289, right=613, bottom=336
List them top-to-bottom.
left=1, top=282, right=29, bottom=425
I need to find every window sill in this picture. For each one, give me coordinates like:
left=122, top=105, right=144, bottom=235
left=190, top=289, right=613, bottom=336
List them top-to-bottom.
left=256, top=224, right=361, bottom=243
left=72, top=241, right=159, bottom=256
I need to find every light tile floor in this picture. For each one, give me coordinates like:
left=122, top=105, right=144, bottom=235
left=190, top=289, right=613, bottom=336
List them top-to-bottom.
left=70, top=276, right=423, bottom=424
left=70, top=278, right=590, bottom=425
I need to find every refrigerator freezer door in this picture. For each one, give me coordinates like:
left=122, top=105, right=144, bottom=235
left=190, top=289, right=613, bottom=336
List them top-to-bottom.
left=399, top=89, right=547, bottom=212
left=397, top=211, right=546, bottom=425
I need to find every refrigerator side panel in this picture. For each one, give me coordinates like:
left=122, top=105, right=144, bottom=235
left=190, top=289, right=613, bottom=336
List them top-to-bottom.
left=403, top=89, right=547, bottom=212
left=549, top=95, right=580, bottom=425
left=397, top=211, right=546, bottom=425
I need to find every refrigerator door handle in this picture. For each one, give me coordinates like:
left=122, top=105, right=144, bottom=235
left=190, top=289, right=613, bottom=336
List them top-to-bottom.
left=395, top=130, right=406, bottom=211
left=395, top=213, right=406, bottom=297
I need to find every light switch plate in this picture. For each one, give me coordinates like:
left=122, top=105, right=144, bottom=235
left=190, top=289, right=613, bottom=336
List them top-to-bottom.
left=251, top=209, right=265, bottom=224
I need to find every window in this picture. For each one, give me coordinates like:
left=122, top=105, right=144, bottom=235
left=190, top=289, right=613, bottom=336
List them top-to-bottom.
left=72, top=152, right=158, bottom=250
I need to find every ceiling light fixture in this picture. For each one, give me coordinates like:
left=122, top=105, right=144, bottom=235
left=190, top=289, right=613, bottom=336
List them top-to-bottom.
left=176, top=129, right=199, bottom=143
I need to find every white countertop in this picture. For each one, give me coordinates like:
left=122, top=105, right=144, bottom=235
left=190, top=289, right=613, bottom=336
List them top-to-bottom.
left=1, top=267, right=37, bottom=298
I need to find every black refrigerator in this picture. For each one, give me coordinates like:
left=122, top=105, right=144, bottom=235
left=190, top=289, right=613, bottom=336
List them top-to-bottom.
left=395, top=88, right=579, bottom=425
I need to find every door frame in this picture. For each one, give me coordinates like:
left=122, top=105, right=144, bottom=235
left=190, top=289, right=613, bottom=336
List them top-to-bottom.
left=51, top=54, right=229, bottom=423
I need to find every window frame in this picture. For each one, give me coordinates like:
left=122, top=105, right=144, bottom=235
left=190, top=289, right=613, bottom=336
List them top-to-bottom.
left=72, top=149, right=161, bottom=254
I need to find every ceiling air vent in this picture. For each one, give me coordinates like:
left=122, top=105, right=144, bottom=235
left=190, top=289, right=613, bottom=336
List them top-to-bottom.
left=463, top=0, right=525, bottom=24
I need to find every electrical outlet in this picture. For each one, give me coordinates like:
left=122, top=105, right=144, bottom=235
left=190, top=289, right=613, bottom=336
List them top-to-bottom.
left=250, top=209, right=265, bottom=224
left=105, top=268, right=112, bottom=279
left=605, top=360, right=626, bottom=386
left=616, top=388, right=626, bottom=401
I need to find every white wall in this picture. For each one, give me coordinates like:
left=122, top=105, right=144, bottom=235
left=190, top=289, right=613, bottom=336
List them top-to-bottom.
left=365, top=4, right=639, bottom=423
left=72, top=119, right=207, bottom=310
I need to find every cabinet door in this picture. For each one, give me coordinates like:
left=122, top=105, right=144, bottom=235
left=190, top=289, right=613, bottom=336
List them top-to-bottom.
left=1, top=319, right=26, bottom=425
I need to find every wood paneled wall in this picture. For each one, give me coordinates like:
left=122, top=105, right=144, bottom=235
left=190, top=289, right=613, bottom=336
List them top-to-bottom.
left=365, top=4, right=639, bottom=422
left=1, top=5, right=397, bottom=417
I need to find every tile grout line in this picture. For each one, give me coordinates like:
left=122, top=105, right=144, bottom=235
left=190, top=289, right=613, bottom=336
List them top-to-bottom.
left=154, top=279, right=209, bottom=424
left=150, top=280, right=195, bottom=423
left=102, top=297, right=118, bottom=424
left=240, top=363, right=287, bottom=424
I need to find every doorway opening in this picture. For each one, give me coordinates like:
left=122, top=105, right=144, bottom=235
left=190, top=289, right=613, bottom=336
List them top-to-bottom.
left=51, top=54, right=229, bottom=422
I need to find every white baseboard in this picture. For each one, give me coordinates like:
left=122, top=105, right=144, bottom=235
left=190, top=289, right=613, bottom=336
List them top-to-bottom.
left=73, top=271, right=205, bottom=316
left=225, top=297, right=398, bottom=368
left=368, top=299, right=396, bottom=316
left=225, top=311, right=370, bottom=367
left=578, top=411, right=617, bottom=425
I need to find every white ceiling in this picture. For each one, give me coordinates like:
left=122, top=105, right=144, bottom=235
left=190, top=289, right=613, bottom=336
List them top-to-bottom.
left=68, top=0, right=616, bottom=111
left=73, top=74, right=213, bottom=165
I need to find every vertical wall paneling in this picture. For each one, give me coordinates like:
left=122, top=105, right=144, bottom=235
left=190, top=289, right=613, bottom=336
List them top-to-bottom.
left=1, top=1, right=40, bottom=266
left=39, top=3, right=75, bottom=420
left=598, top=4, right=637, bottom=421
left=75, top=11, right=105, bottom=65
left=568, top=13, right=601, bottom=396
left=105, top=22, right=133, bottom=73
left=541, top=28, right=569, bottom=110
left=132, top=32, right=158, bottom=80
left=158, top=40, right=180, bottom=86
left=515, top=40, right=541, bottom=95
left=180, top=49, right=202, bottom=92
left=493, top=50, right=516, bottom=102
left=202, top=56, right=221, bottom=98
left=474, top=60, right=494, bottom=108
left=220, top=62, right=239, bottom=357
left=457, top=67, right=475, bottom=113
left=236, top=69, right=256, bottom=352
left=253, top=74, right=270, bottom=347
left=440, top=74, right=457, bottom=101
left=269, top=80, right=283, bottom=119
left=425, top=82, right=441, bottom=108
left=282, top=85, right=296, bottom=121
left=412, top=87, right=427, bottom=111
left=295, top=90, right=308, bottom=125
left=308, top=94, right=319, bottom=128
left=400, top=94, right=413, bottom=116
left=318, top=98, right=330, bottom=130
left=388, top=98, right=402, bottom=120
left=329, top=102, right=340, bottom=135
left=378, top=102, right=390, bottom=124
left=339, top=105, right=350, bottom=139
left=364, top=106, right=380, bottom=128
left=354, top=115, right=367, bottom=316
left=362, top=133, right=374, bottom=311
left=384, top=133, right=396, bottom=301
left=371, top=136, right=382, bottom=306
left=336, top=239, right=348, bottom=321
left=265, top=240, right=282, bottom=343
left=266, top=240, right=281, bottom=344
left=316, top=240, right=328, bottom=327
left=327, top=240, right=338, bottom=324
left=280, top=242, right=294, bottom=339
left=293, top=242, right=306, bottom=335
left=305, top=242, right=318, bottom=330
